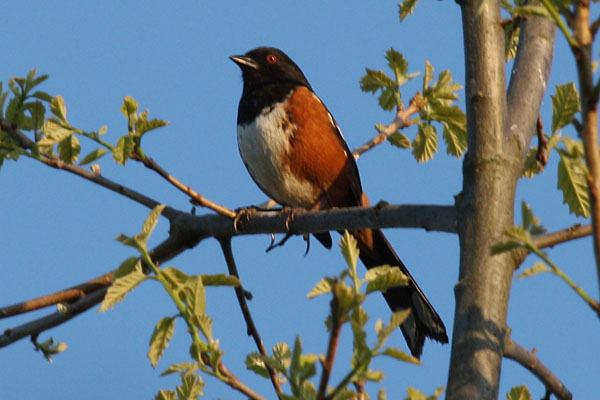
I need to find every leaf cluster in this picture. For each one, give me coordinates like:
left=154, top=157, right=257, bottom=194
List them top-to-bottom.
left=360, top=50, right=466, bottom=162
left=0, top=71, right=167, bottom=171
left=522, top=83, right=589, bottom=218
left=246, top=232, right=421, bottom=399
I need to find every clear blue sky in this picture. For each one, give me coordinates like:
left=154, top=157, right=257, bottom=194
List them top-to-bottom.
left=1, top=1, right=597, bottom=399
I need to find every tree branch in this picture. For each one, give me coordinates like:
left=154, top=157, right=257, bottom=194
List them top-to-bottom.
left=506, top=3, right=557, bottom=161
left=352, top=93, right=425, bottom=159
left=133, top=153, right=236, bottom=219
left=217, top=238, right=284, bottom=399
left=317, top=288, right=342, bottom=400
left=503, top=335, right=573, bottom=400
left=200, top=352, right=266, bottom=400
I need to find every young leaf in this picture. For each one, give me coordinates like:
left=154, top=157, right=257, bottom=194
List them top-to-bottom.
left=398, top=0, right=418, bottom=22
left=504, top=24, right=520, bottom=61
left=386, top=48, right=408, bottom=78
left=423, top=60, right=434, bottom=92
left=360, top=69, right=395, bottom=93
left=551, top=83, right=580, bottom=133
left=31, top=90, right=53, bottom=102
left=50, top=95, right=68, bottom=123
left=121, top=96, right=139, bottom=121
left=136, top=116, right=169, bottom=138
left=38, top=120, right=73, bottom=146
left=442, top=121, right=467, bottom=157
left=412, top=123, right=437, bottom=162
left=388, top=131, right=412, bottom=148
left=57, top=134, right=80, bottom=163
left=113, top=135, right=135, bottom=165
left=521, top=147, right=543, bottom=178
left=80, top=148, right=108, bottom=165
left=557, top=151, right=590, bottom=217
left=520, top=201, right=545, bottom=234
left=140, top=204, right=167, bottom=243
left=339, top=231, right=359, bottom=271
left=114, top=256, right=141, bottom=279
left=516, top=262, right=551, bottom=279
left=99, top=264, right=146, bottom=311
left=365, top=265, right=409, bottom=294
left=161, top=267, right=190, bottom=290
left=200, top=273, right=241, bottom=287
left=184, top=275, right=207, bottom=317
left=307, top=277, right=335, bottom=298
left=148, top=317, right=176, bottom=368
left=273, top=342, right=292, bottom=370
left=381, top=347, right=421, bottom=364
left=245, top=353, right=271, bottom=378
left=160, top=362, right=198, bottom=376
left=176, top=374, right=204, bottom=399
left=506, top=385, right=532, bottom=400
left=378, top=388, right=387, bottom=400
left=155, top=390, right=176, bottom=400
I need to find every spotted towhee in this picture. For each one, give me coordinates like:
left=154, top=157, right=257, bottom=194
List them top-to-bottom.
left=231, top=47, right=447, bottom=358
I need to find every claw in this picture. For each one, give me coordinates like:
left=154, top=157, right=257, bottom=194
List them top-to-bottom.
left=233, top=206, right=259, bottom=231
left=266, top=232, right=294, bottom=252
left=303, top=234, right=311, bottom=256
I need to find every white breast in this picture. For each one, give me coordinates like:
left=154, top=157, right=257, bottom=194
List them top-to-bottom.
left=237, top=101, right=320, bottom=208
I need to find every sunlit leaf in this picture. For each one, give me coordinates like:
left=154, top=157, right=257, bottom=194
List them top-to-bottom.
left=398, top=0, right=418, bottom=22
left=551, top=83, right=580, bottom=133
left=50, top=95, right=68, bottom=122
left=442, top=121, right=467, bottom=157
left=412, top=123, right=437, bottom=162
left=388, top=131, right=412, bottom=148
left=57, top=134, right=80, bottom=163
left=113, top=135, right=134, bottom=165
left=79, top=148, right=108, bottom=165
left=557, top=151, right=590, bottom=217
left=516, top=261, right=551, bottom=279
left=99, top=264, right=146, bottom=311
left=365, top=265, right=409, bottom=294
left=200, top=274, right=240, bottom=287
left=307, top=277, right=335, bottom=298
left=148, top=317, right=176, bottom=368
left=381, top=347, right=421, bottom=364
left=506, top=385, right=532, bottom=400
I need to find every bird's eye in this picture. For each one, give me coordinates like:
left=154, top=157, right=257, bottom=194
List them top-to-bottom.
left=266, top=54, right=278, bottom=64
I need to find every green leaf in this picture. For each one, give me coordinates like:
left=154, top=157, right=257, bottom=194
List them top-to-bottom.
left=399, top=0, right=418, bottom=22
left=512, top=5, right=552, bottom=19
left=504, top=24, right=520, bottom=61
left=386, top=48, right=408, bottom=77
left=423, top=60, right=434, bottom=92
left=360, top=69, right=395, bottom=93
left=427, top=70, right=462, bottom=103
left=551, top=83, right=580, bottom=133
left=378, top=87, right=400, bottom=111
left=31, top=90, right=53, bottom=102
left=50, top=95, right=68, bottom=122
left=121, top=96, right=139, bottom=121
left=28, top=101, right=45, bottom=132
left=136, top=116, right=169, bottom=137
left=38, top=120, right=73, bottom=146
left=442, top=121, right=467, bottom=157
left=412, top=123, right=437, bottom=162
left=388, top=132, right=412, bottom=148
left=57, top=134, right=80, bottom=163
left=113, top=135, right=135, bottom=165
left=521, top=147, right=543, bottom=178
left=79, top=148, right=108, bottom=165
left=557, top=151, right=590, bottom=217
left=520, top=201, right=545, bottom=234
left=140, top=204, right=167, bottom=243
left=491, top=226, right=534, bottom=254
left=339, top=231, right=359, bottom=271
left=114, top=256, right=141, bottom=279
left=516, top=261, right=551, bottom=279
left=99, top=263, right=146, bottom=311
left=365, top=265, right=409, bottom=294
left=161, top=267, right=190, bottom=291
left=200, top=273, right=240, bottom=287
left=183, top=275, right=206, bottom=316
left=307, top=277, right=335, bottom=298
left=376, top=310, right=411, bottom=349
left=148, top=317, right=176, bottom=368
left=273, top=342, right=292, bottom=370
left=381, top=347, right=421, bottom=364
left=245, top=353, right=270, bottom=378
left=160, top=362, right=198, bottom=376
left=364, top=369, right=385, bottom=382
left=176, top=374, right=204, bottom=399
left=506, top=385, right=532, bottom=400
left=378, top=388, right=387, bottom=400
left=155, top=390, right=176, bottom=400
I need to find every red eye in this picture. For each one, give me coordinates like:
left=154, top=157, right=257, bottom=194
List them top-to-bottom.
left=266, top=54, right=278, bottom=64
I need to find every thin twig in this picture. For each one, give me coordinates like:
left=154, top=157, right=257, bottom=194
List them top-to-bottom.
left=571, top=0, right=600, bottom=303
left=352, top=93, right=425, bottom=159
left=535, top=115, right=549, bottom=169
left=134, top=153, right=236, bottom=219
left=217, top=238, right=284, bottom=399
left=0, top=272, right=113, bottom=319
left=316, top=288, right=342, bottom=400
left=503, top=335, right=573, bottom=400
left=200, top=353, right=266, bottom=400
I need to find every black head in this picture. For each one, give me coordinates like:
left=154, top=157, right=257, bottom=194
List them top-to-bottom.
left=230, top=47, right=311, bottom=90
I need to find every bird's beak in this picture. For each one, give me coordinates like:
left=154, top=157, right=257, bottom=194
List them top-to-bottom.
left=230, top=55, right=259, bottom=70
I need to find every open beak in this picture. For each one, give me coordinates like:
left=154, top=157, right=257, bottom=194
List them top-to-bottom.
left=230, top=55, right=259, bottom=70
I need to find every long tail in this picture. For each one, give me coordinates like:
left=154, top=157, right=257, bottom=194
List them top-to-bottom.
left=353, top=227, right=448, bottom=358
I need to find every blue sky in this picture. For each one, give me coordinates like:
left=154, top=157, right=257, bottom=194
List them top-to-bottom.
left=1, top=1, right=598, bottom=399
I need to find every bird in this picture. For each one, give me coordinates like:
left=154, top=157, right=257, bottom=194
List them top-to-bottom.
left=230, top=46, right=447, bottom=358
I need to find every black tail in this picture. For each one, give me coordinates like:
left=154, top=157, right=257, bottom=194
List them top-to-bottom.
left=353, top=228, right=448, bottom=358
